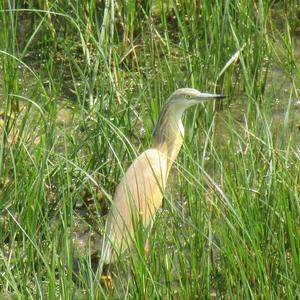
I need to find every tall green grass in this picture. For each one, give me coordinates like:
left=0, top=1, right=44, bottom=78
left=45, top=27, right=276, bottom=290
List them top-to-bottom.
left=1, top=1, right=300, bottom=299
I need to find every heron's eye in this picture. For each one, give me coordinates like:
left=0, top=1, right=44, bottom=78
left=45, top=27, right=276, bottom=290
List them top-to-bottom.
left=185, top=95, right=192, bottom=100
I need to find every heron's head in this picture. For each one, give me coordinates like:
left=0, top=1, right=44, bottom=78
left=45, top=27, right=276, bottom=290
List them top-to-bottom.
left=152, top=88, right=226, bottom=148
left=167, top=88, right=226, bottom=111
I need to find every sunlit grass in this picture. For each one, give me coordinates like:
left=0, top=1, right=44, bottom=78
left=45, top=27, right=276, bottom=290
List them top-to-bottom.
left=1, top=1, right=300, bottom=299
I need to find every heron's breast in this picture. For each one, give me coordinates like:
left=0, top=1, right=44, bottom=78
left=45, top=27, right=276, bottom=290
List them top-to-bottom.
left=113, top=149, right=169, bottom=226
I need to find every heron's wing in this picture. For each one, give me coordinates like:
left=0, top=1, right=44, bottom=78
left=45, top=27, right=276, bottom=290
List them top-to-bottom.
left=104, top=148, right=169, bottom=261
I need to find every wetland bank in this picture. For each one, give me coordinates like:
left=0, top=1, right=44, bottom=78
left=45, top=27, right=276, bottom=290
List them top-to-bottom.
left=1, top=1, right=300, bottom=299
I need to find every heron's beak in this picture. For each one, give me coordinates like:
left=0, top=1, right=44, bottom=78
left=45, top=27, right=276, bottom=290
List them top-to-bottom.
left=197, top=92, right=226, bottom=100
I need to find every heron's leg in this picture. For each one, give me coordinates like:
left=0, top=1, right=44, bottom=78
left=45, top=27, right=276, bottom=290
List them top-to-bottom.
left=144, top=238, right=150, bottom=255
left=100, top=264, right=113, bottom=288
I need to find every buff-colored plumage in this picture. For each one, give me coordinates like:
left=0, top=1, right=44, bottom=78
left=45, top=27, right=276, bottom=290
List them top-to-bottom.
left=102, top=88, right=225, bottom=264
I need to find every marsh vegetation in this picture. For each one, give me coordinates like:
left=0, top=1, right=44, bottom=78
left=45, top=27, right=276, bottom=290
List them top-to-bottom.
left=1, top=1, right=300, bottom=299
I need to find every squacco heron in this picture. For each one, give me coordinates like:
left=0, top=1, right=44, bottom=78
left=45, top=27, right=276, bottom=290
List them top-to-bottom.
left=101, top=88, right=225, bottom=265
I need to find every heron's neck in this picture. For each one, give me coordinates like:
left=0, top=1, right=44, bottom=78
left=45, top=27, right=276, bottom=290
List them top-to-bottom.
left=151, top=104, right=185, bottom=168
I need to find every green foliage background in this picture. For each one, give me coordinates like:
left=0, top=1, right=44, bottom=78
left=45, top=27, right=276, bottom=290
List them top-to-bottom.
left=0, top=1, right=300, bottom=299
